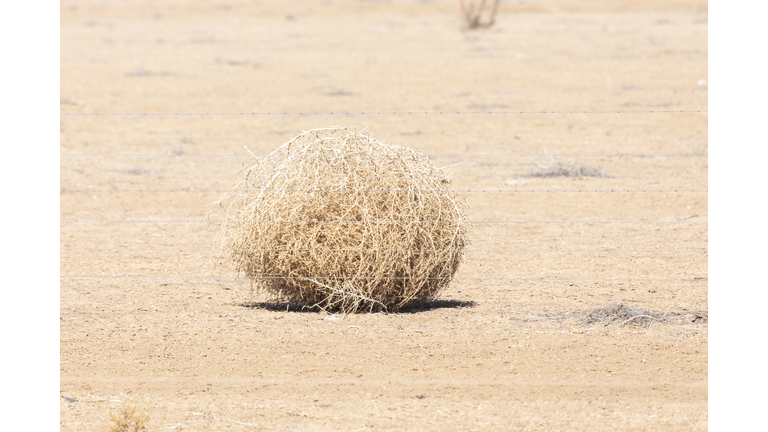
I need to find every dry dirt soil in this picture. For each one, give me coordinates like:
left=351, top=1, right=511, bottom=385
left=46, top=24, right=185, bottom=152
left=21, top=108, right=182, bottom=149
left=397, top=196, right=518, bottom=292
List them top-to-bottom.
left=60, top=0, right=708, bottom=430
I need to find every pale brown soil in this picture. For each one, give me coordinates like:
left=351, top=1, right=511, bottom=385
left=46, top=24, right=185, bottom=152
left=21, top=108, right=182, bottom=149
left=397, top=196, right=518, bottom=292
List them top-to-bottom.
left=60, top=0, right=708, bottom=430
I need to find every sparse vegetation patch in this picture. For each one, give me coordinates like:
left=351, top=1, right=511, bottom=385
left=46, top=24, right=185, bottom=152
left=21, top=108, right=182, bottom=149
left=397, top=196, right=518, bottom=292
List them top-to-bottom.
left=525, top=154, right=608, bottom=178
left=513, top=302, right=707, bottom=329
left=107, top=403, right=151, bottom=432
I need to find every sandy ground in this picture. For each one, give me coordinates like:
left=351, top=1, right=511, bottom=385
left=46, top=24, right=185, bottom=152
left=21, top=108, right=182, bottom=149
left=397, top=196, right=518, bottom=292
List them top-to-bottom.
left=60, top=0, right=708, bottom=430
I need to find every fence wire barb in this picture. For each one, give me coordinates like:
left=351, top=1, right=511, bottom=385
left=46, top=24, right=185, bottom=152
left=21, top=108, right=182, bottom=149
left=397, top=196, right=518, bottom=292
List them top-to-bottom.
left=60, top=109, right=708, bottom=116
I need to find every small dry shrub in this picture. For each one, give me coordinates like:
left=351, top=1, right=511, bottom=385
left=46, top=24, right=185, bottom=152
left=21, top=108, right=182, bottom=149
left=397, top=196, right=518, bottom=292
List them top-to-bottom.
left=461, top=0, right=501, bottom=29
left=212, top=127, right=469, bottom=313
left=525, top=154, right=607, bottom=178
left=520, top=302, right=708, bottom=329
left=577, top=303, right=672, bottom=328
left=107, top=403, right=151, bottom=432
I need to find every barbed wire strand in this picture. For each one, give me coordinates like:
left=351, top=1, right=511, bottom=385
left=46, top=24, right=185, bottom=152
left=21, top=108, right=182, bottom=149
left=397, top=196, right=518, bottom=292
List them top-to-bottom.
left=60, top=109, right=708, bottom=116
left=60, top=153, right=707, bottom=157
left=60, top=188, right=708, bottom=193
left=59, top=220, right=707, bottom=224
left=60, top=247, right=706, bottom=253
left=60, top=275, right=707, bottom=281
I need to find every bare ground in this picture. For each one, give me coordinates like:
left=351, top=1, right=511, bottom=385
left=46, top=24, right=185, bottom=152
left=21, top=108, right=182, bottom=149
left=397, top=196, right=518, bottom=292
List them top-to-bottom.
left=60, top=1, right=708, bottom=430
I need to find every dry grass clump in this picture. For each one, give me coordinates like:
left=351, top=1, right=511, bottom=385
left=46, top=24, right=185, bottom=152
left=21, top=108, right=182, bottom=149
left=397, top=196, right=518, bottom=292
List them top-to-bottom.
left=461, top=0, right=501, bottom=29
left=212, top=127, right=468, bottom=313
left=525, top=154, right=607, bottom=178
left=521, top=302, right=708, bottom=329
left=576, top=303, right=676, bottom=328
left=107, top=403, right=151, bottom=432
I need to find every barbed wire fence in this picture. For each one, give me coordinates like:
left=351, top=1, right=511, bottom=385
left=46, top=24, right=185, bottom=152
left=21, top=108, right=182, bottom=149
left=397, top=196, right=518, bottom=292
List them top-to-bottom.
left=60, top=109, right=708, bottom=285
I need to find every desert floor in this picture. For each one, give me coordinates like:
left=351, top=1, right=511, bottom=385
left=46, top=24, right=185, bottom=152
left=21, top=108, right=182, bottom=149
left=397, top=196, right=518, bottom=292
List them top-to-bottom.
left=60, top=0, right=708, bottom=430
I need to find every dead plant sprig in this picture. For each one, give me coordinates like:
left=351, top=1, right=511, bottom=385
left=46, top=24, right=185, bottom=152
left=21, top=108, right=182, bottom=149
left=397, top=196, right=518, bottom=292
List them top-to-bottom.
left=461, top=0, right=501, bottom=30
left=211, top=127, right=469, bottom=313
left=525, top=153, right=607, bottom=178
left=108, top=403, right=151, bottom=432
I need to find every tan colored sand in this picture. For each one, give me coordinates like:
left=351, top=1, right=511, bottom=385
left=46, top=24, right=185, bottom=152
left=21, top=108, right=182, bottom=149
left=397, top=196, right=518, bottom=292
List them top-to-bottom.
left=61, top=1, right=708, bottom=430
